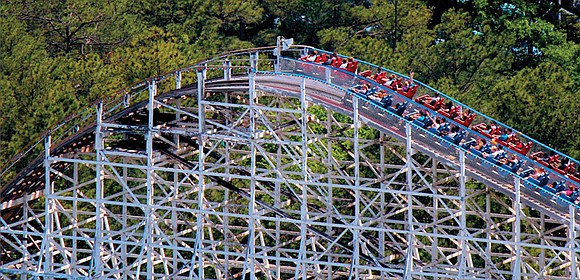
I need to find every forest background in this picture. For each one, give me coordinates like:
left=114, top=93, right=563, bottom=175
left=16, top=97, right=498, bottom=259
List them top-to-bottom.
left=1, top=0, right=579, bottom=169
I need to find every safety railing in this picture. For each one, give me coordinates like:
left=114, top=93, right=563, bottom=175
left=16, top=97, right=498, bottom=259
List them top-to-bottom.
left=2, top=44, right=579, bottom=212
left=301, top=46, right=579, bottom=172
left=275, top=56, right=580, bottom=210
left=0, top=59, right=259, bottom=187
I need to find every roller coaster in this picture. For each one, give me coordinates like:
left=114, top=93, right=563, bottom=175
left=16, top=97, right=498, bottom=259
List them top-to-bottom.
left=0, top=45, right=579, bottom=279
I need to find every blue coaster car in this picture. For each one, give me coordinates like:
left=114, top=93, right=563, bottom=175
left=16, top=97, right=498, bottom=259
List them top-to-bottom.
left=354, top=92, right=367, bottom=99
left=381, top=95, right=393, bottom=108
left=387, top=102, right=408, bottom=116
left=412, top=117, right=432, bottom=129
left=427, top=127, right=441, bottom=136
left=443, top=131, right=465, bottom=145
left=460, top=138, right=477, bottom=150
left=471, top=143, right=493, bottom=158
left=470, top=148, right=483, bottom=158
left=486, top=151, right=507, bottom=166
left=500, top=160, right=522, bottom=173
left=519, top=167, right=534, bottom=178
left=527, top=174, right=550, bottom=187
left=553, top=181, right=567, bottom=193
left=543, top=184, right=556, bottom=194
left=557, top=191, right=579, bottom=206
left=557, top=194, right=573, bottom=206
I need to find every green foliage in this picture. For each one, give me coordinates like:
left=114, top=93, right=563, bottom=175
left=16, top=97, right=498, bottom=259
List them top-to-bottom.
left=1, top=0, right=580, bottom=199
left=4, top=0, right=144, bottom=56
left=265, top=0, right=352, bottom=45
left=317, top=0, right=433, bottom=69
left=1, top=4, right=580, bottom=277
left=414, top=10, right=508, bottom=94
left=110, top=27, right=193, bottom=83
left=544, top=42, right=580, bottom=88
left=488, top=62, right=580, bottom=157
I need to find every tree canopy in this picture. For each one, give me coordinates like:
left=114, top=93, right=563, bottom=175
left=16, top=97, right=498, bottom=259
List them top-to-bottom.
left=1, top=0, right=579, bottom=167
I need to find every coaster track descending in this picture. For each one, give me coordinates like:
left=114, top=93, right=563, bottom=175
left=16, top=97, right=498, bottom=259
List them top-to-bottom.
left=0, top=46, right=579, bottom=279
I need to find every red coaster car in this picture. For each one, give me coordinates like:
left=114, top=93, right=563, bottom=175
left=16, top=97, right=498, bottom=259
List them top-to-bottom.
left=359, top=70, right=372, bottom=77
left=397, top=85, right=418, bottom=99
left=415, top=94, right=445, bottom=111
left=438, top=106, right=460, bottom=119
left=454, top=113, right=475, bottom=127
left=472, top=123, right=492, bottom=138
left=508, top=141, right=533, bottom=155
left=530, top=151, right=550, bottom=167
left=568, top=173, right=580, bottom=183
